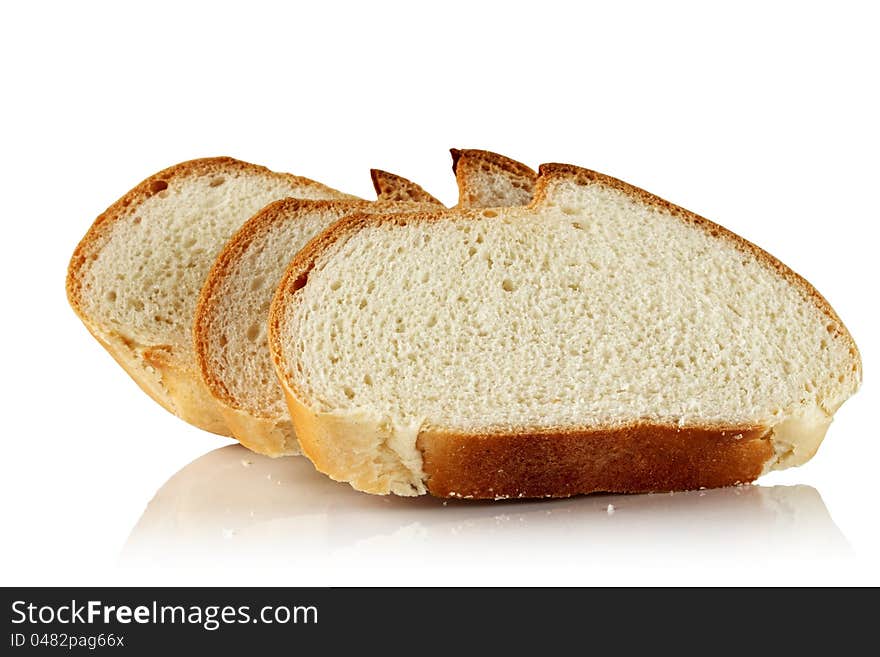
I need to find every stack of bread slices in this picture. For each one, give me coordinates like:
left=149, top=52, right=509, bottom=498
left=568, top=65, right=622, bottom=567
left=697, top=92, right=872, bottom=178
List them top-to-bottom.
left=67, top=150, right=861, bottom=499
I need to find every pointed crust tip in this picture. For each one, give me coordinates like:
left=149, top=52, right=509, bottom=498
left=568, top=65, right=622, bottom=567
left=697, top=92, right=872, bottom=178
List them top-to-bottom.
left=450, top=149, right=463, bottom=174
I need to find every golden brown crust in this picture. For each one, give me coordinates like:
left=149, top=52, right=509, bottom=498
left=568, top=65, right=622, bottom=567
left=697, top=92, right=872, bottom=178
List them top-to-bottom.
left=450, top=148, right=537, bottom=179
left=67, top=157, right=355, bottom=436
left=270, top=162, right=860, bottom=499
left=370, top=169, right=443, bottom=206
left=419, top=424, right=772, bottom=499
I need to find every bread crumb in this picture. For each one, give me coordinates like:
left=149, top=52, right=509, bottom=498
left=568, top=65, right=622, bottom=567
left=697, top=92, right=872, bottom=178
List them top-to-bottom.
left=241, top=459, right=253, bottom=467
left=606, top=504, right=615, bottom=515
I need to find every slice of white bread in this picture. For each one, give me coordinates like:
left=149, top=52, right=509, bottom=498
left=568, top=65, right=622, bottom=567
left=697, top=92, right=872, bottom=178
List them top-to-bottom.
left=451, top=148, right=537, bottom=207
left=67, top=157, right=356, bottom=436
left=268, top=163, right=861, bottom=498
left=194, top=181, right=443, bottom=456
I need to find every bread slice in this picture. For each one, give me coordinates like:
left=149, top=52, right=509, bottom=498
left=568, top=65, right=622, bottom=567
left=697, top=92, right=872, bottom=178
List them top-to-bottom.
left=451, top=149, right=537, bottom=207
left=67, top=157, right=355, bottom=436
left=268, top=163, right=861, bottom=498
left=370, top=169, right=441, bottom=205
left=194, top=183, right=443, bottom=457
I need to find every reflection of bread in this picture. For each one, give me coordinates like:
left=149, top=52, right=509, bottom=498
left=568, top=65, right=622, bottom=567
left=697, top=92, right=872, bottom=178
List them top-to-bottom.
left=451, top=149, right=536, bottom=207
left=67, top=157, right=354, bottom=436
left=269, top=163, right=860, bottom=498
left=195, top=191, right=442, bottom=457
left=122, top=445, right=847, bottom=569
left=123, top=445, right=440, bottom=562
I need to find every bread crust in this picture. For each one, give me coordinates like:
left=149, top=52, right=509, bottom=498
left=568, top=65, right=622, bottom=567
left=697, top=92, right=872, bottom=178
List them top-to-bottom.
left=450, top=148, right=537, bottom=180
left=67, top=157, right=354, bottom=436
left=269, top=163, right=861, bottom=498
left=370, top=169, right=443, bottom=205
left=419, top=425, right=772, bottom=499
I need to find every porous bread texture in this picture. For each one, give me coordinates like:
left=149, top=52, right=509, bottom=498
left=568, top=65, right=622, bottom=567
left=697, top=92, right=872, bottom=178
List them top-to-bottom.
left=451, top=149, right=537, bottom=207
left=67, top=157, right=355, bottom=435
left=270, top=163, right=861, bottom=498
left=370, top=169, right=441, bottom=205
left=195, top=197, right=441, bottom=457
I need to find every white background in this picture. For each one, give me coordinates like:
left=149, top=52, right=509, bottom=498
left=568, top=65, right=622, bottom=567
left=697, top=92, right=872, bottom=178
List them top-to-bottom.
left=2, top=1, right=878, bottom=586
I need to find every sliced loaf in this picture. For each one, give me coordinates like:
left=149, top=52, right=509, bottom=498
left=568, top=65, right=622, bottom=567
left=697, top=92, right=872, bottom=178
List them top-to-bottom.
left=67, top=157, right=355, bottom=436
left=268, top=163, right=861, bottom=498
